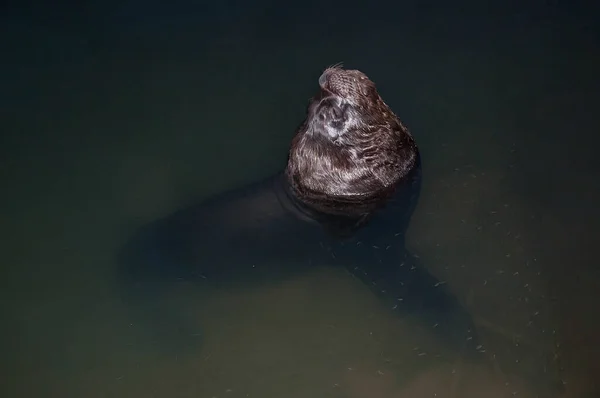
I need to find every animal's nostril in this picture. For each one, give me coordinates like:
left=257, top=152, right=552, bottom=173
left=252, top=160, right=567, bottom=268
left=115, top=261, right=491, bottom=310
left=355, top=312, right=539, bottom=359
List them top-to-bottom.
left=332, top=107, right=342, bottom=119
left=330, top=119, right=344, bottom=129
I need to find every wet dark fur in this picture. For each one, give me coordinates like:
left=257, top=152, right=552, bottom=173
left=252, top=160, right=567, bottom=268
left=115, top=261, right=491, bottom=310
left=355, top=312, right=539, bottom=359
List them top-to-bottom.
left=117, top=66, right=480, bottom=360
left=287, top=66, right=417, bottom=222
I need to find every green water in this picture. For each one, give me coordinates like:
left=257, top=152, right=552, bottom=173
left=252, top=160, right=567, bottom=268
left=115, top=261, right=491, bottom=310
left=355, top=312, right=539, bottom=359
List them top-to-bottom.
left=1, top=3, right=599, bottom=397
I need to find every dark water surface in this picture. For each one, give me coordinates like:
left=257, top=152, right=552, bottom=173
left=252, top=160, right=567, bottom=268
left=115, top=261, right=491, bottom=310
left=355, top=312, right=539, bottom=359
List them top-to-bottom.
left=2, top=1, right=599, bottom=397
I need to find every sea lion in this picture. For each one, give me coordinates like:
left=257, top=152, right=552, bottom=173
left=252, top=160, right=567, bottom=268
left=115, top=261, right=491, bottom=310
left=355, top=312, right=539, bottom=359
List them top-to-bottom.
left=117, top=65, right=477, bottom=356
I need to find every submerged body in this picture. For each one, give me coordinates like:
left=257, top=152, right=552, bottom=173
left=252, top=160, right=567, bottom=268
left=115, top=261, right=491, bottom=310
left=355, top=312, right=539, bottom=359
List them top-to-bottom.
left=118, top=66, right=478, bottom=357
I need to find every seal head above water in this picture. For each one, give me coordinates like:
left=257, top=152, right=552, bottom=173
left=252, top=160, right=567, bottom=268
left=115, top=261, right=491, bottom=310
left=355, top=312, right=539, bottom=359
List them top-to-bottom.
left=284, top=66, right=419, bottom=234
left=287, top=66, right=418, bottom=217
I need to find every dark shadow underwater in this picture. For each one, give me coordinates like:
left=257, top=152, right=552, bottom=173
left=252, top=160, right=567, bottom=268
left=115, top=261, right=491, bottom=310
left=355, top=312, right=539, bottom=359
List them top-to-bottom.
left=117, top=155, right=481, bottom=361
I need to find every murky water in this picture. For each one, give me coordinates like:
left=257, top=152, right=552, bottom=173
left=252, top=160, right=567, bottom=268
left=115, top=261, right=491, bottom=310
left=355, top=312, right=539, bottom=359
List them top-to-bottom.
left=2, top=2, right=599, bottom=397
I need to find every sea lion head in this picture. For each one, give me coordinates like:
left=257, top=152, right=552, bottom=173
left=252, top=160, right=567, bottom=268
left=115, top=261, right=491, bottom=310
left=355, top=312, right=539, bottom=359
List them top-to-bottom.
left=285, top=65, right=418, bottom=226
